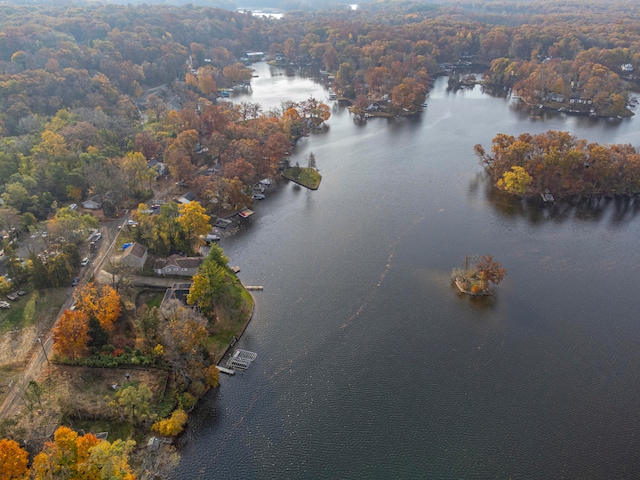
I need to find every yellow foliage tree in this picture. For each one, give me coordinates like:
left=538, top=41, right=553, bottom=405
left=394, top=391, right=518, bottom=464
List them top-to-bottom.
left=497, top=165, right=532, bottom=194
left=178, top=201, right=211, bottom=246
left=205, top=364, right=220, bottom=389
left=152, top=408, right=188, bottom=437
left=30, top=426, right=135, bottom=480
left=0, top=438, right=29, bottom=480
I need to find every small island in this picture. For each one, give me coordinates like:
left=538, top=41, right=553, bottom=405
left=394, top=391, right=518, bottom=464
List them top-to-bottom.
left=282, top=153, right=322, bottom=190
left=452, top=255, right=506, bottom=296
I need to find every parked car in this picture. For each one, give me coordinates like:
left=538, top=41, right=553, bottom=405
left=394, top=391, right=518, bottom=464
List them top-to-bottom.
left=253, top=193, right=266, bottom=200
left=93, top=232, right=102, bottom=241
left=202, top=233, right=221, bottom=243
left=81, top=257, right=89, bottom=267
left=71, top=277, right=80, bottom=287
left=16, top=290, right=26, bottom=296
left=6, top=293, right=18, bottom=301
left=0, top=301, right=10, bottom=309
left=70, top=301, right=77, bottom=311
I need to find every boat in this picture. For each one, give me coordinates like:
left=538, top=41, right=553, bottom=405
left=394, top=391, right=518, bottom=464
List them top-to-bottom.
left=238, top=208, right=254, bottom=218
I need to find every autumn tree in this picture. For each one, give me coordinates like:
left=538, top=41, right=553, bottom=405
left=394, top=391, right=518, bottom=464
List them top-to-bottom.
left=498, top=166, right=532, bottom=194
left=177, top=201, right=211, bottom=249
left=475, top=255, right=507, bottom=290
left=74, top=282, right=122, bottom=332
left=158, top=301, right=209, bottom=393
left=133, top=305, right=161, bottom=353
left=53, top=310, right=90, bottom=360
left=113, top=384, right=155, bottom=426
left=151, top=408, right=188, bottom=437
left=30, top=426, right=135, bottom=480
left=0, top=438, right=29, bottom=480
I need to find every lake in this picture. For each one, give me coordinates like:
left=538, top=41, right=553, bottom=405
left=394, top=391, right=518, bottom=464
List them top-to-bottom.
left=170, top=63, right=640, bottom=479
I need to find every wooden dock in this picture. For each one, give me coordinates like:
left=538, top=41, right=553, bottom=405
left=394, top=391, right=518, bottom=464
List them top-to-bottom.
left=245, top=285, right=263, bottom=291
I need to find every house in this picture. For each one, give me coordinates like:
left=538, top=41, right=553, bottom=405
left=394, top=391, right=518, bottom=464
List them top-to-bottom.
left=622, top=63, right=634, bottom=72
left=547, top=93, right=565, bottom=103
left=366, top=103, right=381, bottom=112
left=148, top=159, right=168, bottom=176
left=178, top=191, right=196, bottom=204
left=82, top=198, right=102, bottom=210
left=121, top=242, right=148, bottom=270
left=154, top=255, right=203, bottom=277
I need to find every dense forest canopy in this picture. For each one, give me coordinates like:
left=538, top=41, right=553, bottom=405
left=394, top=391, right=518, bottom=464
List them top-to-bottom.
left=0, top=0, right=640, bottom=237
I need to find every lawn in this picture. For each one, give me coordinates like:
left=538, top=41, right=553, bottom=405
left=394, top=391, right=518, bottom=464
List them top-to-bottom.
left=282, top=166, right=322, bottom=190
left=207, top=283, right=254, bottom=362
left=0, top=288, right=68, bottom=333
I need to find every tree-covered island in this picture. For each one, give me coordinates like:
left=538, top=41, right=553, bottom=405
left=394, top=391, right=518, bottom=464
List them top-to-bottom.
left=475, top=130, right=640, bottom=198
left=452, top=255, right=506, bottom=296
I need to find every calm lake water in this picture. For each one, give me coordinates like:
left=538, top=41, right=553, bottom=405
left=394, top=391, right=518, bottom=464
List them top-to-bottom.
left=170, top=63, right=640, bottom=479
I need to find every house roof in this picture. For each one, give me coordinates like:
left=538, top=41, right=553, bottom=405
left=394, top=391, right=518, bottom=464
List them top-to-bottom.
left=178, top=191, right=196, bottom=204
left=123, top=242, right=147, bottom=260
left=153, top=254, right=202, bottom=271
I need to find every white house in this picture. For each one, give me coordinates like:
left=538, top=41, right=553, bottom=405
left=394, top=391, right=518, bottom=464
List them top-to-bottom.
left=154, top=255, right=202, bottom=277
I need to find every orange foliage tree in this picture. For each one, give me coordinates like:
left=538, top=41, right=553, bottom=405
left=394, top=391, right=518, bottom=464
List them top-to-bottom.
left=475, top=255, right=507, bottom=290
left=74, top=282, right=122, bottom=332
left=53, top=310, right=90, bottom=360
left=0, top=438, right=29, bottom=480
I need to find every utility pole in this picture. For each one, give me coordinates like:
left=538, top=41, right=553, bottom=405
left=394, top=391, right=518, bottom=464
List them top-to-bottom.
left=37, top=337, right=50, bottom=366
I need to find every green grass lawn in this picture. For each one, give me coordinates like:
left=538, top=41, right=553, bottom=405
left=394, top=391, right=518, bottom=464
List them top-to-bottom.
left=282, top=166, right=322, bottom=190
left=207, top=282, right=254, bottom=362
left=0, top=288, right=68, bottom=333
left=72, top=419, right=134, bottom=442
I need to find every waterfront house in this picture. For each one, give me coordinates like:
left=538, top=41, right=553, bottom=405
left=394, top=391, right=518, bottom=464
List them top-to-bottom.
left=154, top=255, right=202, bottom=277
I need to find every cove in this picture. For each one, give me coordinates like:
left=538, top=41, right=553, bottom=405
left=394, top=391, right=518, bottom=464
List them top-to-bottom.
left=170, top=63, right=640, bottom=479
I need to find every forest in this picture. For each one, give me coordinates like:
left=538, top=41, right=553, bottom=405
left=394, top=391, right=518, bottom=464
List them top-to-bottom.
left=1, top=0, right=640, bottom=233
left=2, top=0, right=640, bottom=476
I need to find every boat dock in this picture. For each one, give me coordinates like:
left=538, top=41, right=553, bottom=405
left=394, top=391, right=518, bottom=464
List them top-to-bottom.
left=226, top=349, right=257, bottom=371
left=216, top=365, right=235, bottom=375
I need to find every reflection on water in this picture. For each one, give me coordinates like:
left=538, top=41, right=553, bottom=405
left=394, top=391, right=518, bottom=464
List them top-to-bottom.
left=479, top=170, right=640, bottom=225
